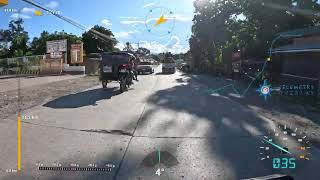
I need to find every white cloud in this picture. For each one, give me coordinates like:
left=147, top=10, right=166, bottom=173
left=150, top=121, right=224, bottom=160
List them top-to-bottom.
left=46, top=1, right=59, bottom=9
left=142, top=2, right=157, bottom=8
left=11, top=7, right=35, bottom=19
left=21, top=7, right=35, bottom=14
left=10, top=13, right=31, bottom=19
left=120, top=14, right=193, bottom=25
left=172, top=14, right=193, bottom=22
left=119, top=16, right=140, bottom=19
left=119, top=16, right=151, bottom=25
left=120, top=18, right=158, bottom=25
left=101, top=19, right=112, bottom=26
left=120, top=20, right=145, bottom=25
left=113, top=30, right=138, bottom=38
left=114, top=32, right=131, bottom=38
left=165, top=35, right=180, bottom=48
left=165, top=35, right=189, bottom=53
left=116, top=36, right=189, bottom=54
left=140, top=39, right=188, bottom=54
left=139, top=41, right=167, bottom=53
left=115, top=42, right=126, bottom=50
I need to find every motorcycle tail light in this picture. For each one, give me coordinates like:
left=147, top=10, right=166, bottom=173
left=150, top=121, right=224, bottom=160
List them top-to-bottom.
left=120, top=64, right=129, bottom=69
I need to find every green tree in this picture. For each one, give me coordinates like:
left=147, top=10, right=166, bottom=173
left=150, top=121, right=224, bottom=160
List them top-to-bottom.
left=189, top=0, right=320, bottom=72
left=6, top=18, right=30, bottom=57
left=82, top=25, right=117, bottom=54
left=0, top=29, right=11, bottom=58
left=30, top=31, right=50, bottom=55
left=11, top=32, right=29, bottom=57
left=151, top=54, right=161, bottom=62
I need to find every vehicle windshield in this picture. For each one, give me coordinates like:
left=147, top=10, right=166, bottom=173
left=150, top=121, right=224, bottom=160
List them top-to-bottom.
left=1, top=0, right=320, bottom=180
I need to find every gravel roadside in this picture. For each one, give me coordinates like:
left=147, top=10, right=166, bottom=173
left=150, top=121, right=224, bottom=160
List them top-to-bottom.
left=0, top=76, right=100, bottom=120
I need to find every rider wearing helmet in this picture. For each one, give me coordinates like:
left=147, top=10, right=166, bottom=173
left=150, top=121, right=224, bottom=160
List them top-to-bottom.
left=128, top=58, right=137, bottom=82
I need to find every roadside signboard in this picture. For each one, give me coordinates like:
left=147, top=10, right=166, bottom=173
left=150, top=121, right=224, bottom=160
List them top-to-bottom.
left=46, top=39, right=67, bottom=53
left=70, top=43, right=83, bottom=64
left=50, top=52, right=63, bottom=58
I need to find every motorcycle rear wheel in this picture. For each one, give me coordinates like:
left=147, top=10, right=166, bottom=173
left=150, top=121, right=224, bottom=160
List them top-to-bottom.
left=119, top=77, right=128, bottom=92
left=102, top=81, right=107, bottom=88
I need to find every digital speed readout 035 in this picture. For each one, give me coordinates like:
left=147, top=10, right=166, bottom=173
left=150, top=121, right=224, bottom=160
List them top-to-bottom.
left=259, top=124, right=311, bottom=169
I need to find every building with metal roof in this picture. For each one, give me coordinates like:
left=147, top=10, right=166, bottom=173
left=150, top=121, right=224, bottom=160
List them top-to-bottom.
left=271, top=26, right=320, bottom=104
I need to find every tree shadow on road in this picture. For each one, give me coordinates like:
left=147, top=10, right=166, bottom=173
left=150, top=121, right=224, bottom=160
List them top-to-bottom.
left=3, top=73, right=319, bottom=180
left=127, top=73, right=319, bottom=179
left=182, top=73, right=320, bottom=129
left=126, top=76, right=275, bottom=179
left=43, top=87, right=120, bottom=109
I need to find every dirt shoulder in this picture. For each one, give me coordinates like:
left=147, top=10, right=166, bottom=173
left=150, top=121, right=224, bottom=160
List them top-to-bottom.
left=0, top=76, right=100, bottom=120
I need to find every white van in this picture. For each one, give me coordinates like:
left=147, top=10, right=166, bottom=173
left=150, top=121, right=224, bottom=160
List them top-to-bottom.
left=162, top=57, right=175, bottom=74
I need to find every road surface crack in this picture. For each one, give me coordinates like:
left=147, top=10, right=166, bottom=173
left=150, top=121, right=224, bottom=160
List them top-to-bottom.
left=113, top=74, right=160, bottom=180
left=80, top=129, right=133, bottom=136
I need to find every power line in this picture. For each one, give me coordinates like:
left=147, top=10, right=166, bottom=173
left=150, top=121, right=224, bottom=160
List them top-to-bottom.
left=21, top=0, right=114, bottom=43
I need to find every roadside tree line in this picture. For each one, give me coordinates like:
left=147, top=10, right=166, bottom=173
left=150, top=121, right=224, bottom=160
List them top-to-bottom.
left=189, top=0, right=320, bottom=73
left=0, top=18, right=119, bottom=61
left=0, top=18, right=157, bottom=65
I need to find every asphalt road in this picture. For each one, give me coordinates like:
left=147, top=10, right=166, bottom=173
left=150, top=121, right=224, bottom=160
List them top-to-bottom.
left=1, top=66, right=319, bottom=180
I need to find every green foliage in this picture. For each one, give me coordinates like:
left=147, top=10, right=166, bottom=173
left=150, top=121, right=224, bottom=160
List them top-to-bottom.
left=189, top=0, right=320, bottom=72
left=0, top=19, right=30, bottom=58
left=0, top=19, right=119, bottom=62
left=82, top=25, right=117, bottom=54
left=30, top=30, right=82, bottom=63
left=30, top=31, right=49, bottom=55
left=11, top=32, right=29, bottom=57
left=113, top=47, right=121, bottom=52
left=151, top=54, right=161, bottom=62
left=0, top=58, right=7, bottom=68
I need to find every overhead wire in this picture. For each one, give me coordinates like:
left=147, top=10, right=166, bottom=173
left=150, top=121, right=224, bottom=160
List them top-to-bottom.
left=21, top=0, right=115, bottom=43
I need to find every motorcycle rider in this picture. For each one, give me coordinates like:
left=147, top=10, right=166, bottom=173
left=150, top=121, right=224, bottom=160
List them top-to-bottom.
left=133, top=57, right=139, bottom=81
left=128, top=58, right=136, bottom=84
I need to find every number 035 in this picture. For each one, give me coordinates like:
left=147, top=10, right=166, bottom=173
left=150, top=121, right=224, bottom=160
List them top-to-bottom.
left=273, top=158, right=296, bottom=169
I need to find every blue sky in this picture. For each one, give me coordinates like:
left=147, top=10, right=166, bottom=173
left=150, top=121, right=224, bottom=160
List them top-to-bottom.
left=0, top=0, right=195, bottom=53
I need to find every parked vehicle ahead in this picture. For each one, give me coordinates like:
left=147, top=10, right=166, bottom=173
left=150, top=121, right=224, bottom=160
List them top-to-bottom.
left=162, top=57, right=176, bottom=74
left=136, top=61, right=154, bottom=74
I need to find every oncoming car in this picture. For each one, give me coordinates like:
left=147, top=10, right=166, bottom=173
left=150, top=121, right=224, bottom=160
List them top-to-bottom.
left=162, top=57, right=176, bottom=74
left=136, top=61, right=154, bottom=74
